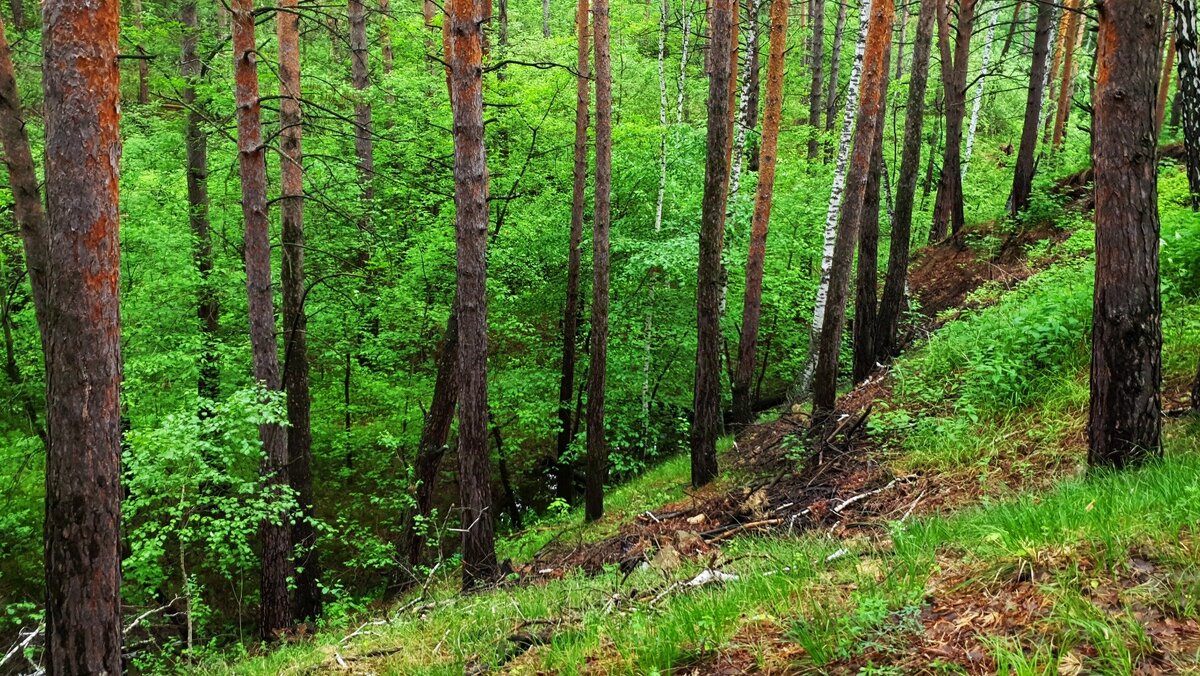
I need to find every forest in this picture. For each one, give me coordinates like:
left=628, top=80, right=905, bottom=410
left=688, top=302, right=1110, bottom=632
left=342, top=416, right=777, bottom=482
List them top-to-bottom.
left=1, top=0, right=1199, bottom=672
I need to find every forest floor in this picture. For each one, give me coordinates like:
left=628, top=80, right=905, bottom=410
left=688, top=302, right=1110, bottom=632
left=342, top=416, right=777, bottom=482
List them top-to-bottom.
left=208, top=167, right=1200, bottom=674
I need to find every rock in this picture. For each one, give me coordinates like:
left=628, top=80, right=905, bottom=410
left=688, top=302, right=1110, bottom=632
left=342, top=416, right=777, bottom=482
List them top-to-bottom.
left=686, top=513, right=706, bottom=525
left=674, top=530, right=705, bottom=553
left=650, top=544, right=681, bottom=572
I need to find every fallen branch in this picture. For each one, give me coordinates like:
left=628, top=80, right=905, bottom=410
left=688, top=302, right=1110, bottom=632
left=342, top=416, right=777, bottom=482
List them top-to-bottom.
left=832, top=475, right=916, bottom=514
left=704, top=518, right=783, bottom=544
left=123, top=597, right=181, bottom=635
left=0, top=625, right=41, bottom=670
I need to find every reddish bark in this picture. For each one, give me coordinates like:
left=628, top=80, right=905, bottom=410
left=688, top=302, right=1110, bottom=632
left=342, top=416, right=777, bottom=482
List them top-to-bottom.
left=37, top=0, right=125, bottom=669
left=1052, top=0, right=1081, bottom=148
left=1089, top=0, right=1163, bottom=468
left=1158, top=20, right=1177, bottom=135
left=852, top=59, right=890, bottom=385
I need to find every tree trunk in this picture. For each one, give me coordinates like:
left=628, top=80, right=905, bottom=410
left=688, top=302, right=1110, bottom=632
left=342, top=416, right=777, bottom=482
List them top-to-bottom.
left=8, top=0, right=22, bottom=29
left=35, top=0, right=125, bottom=669
left=132, top=0, right=149, bottom=104
left=181, top=0, right=219, bottom=406
left=233, top=0, right=293, bottom=640
left=277, top=0, right=320, bottom=623
left=349, top=0, right=374, bottom=236
left=381, top=0, right=394, bottom=73
left=444, top=0, right=498, bottom=587
left=544, top=0, right=552, bottom=37
left=558, top=0, right=589, bottom=505
left=585, top=0, right=612, bottom=520
left=644, top=0, right=668, bottom=432
left=676, top=0, right=694, bottom=123
left=690, top=0, right=735, bottom=487
left=730, top=0, right=762, bottom=197
left=731, top=0, right=788, bottom=427
left=792, top=0, right=873, bottom=399
left=807, top=0, right=825, bottom=160
left=812, top=0, right=893, bottom=425
left=825, top=0, right=849, bottom=138
left=876, top=0, right=935, bottom=361
left=894, top=0, right=907, bottom=80
left=930, top=0, right=975, bottom=241
left=1000, top=0, right=1023, bottom=60
left=1010, top=0, right=1055, bottom=216
left=1052, top=0, right=1081, bottom=149
left=1089, top=0, right=1163, bottom=469
left=1178, top=0, right=1200, bottom=209
left=963, top=3, right=998, bottom=180
left=1044, top=4, right=1068, bottom=144
left=1158, top=15, right=1176, bottom=135
left=852, top=67, right=890, bottom=385
left=408, top=307, right=458, bottom=570
left=491, top=423, right=523, bottom=529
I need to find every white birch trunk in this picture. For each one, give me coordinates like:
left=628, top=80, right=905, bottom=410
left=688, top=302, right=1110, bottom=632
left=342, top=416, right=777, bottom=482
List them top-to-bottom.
left=676, top=0, right=693, bottom=124
left=729, top=0, right=763, bottom=202
left=793, top=0, right=873, bottom=399
left=962, top=3, right=998, bottom=180
left=1039, top=8, right=1059, bottom=140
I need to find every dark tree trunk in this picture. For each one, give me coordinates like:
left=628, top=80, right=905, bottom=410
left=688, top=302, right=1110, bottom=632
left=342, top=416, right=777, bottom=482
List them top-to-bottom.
left=8, top=0, right=22, bottom=29
left=35, top=0, right=125, bottom=669
left=132, top=0, right=149, bottom=104
left=181, top=0, right=219, bottom=405
left=233, top=0, right=293, bottom=640
left=277, top=0, right=320, bottom=623
left=349, top=0, right=374, bottom=237
left=380, top=0, right=394, bottom=73
left=444, top=0, right=498, bottom=588
left=557, top=0, right=589, bottom=506
left=585, top=0, right=612, bottom=521
left=690, top=0, right=735, bottom=487
left=731, top=0, right=788, bottom=427
left=744, top=0, right=763, bottom=169
left=807, top=0, right=825, bottom=160
left=812, top=0, right=893, bottom=426
left=825, top=0, right=849, bottom=137
left=876, top=0, right=936, bottom=361
left=894, top=0, right=907, bottom=80
left=930, top=0, right=976, bottom=242
left=1000, top=0, right=1023, bottom=60
left=1010, top=0, right=1055, bottom=216
left=1052, top=0, right=1081, bottom=149
left=1088, top=0, right=1163, bottom=469
left=1177, top=0, right=1200, bottom=208
left=852, top=71, right=889, bottom=385
left=408, top=307, right=458, bottom=570
left=491, top=423, right=522, bottom=529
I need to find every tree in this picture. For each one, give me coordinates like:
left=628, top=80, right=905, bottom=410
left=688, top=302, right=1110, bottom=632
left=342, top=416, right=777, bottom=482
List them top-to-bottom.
left=7, top=0, right=22, bottom=30
left=34, top=0, right=125, bottom=668
left=181, top=0, right=219, bottom=406
left=232, top=0, right=292, bottom=639
left=277, top=0, right=320, bottom=622
left=349, top=0, right=374, bottom=237
left=444, top=0, right=499, bottom=587
left=558, top=0, right=590, bottom=505
left=585, top=0, right=612, bottom=520
left=690, top=0, right=736, bottom=487
left=731, top=0, right=789, bottom=427
left=807, top=0, right=825, bottom=160
left=813, top=0, right=893, bottom=425
left=824, top=0, right=849, bottom=139
left=877, top=0, right=937, bottom=361
left=930, top=0, right=977, bottom=241
left=1000, top=0, right=1023, bottom=59
left=1010, top=0, right=1056, bottom=216
left=1051, top=0, right=1082, bottom=149
left=1089, top=0, right=1163, bottom=469
left=1176, top=0, right=1199, bottom=209
left=963, top=3, right=998, bottom=179
left=1158, top=12, right=1176, bottom=135
left=852, top=84, right=889, bottom=385
left=408, top=307, right=458, bottom=570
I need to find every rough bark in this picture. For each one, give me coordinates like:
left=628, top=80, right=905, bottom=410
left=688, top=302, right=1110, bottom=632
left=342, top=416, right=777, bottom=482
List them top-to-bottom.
left=37, top=0, right=125, bottom=669
left=181, top=0, right=219, bottom=405
left=233, top=0, right=292, bottom=639
left=277, top=0, right=320, bottom=623
left=349, top=0, right=374, bottom=236
left=380, top=0, right=394, bottom=73
left=444, top=0, right=498, bottom=587
left=557, top=0, right=589, bottom=505
left=586, top=0, right=612, bottom=520
left=690, top=0, right=735, bottom=487
left=730, top=0, right=761, bottom=197
left=731, top=0, right=788, bottom=427
left=807, top=0, right=825, bottom=160
left=812, top=0, right=893, bottom=425
left=825, top=0, right=849, bottom=136
left=876, top=0, right=935, bottom=361
left=930, top=0, right=976, bottom=241
left=1010, top=0, right=1055, bottom=217
left=1051, top=0, right=1081, bottom=148
left=1088, top=0, right=1163, bottom=469
left=1178, top=0, right=1200, bottom=208
left=1044, top=3, right=1068, bottom=144
left=852, top=65, right=889, bottom=385
left=408, top=307, right=458, bottom=570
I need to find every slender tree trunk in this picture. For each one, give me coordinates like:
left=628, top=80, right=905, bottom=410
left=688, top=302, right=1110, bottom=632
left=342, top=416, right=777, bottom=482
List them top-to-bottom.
left=8, top=0, right=22, bottom=29
left=34, top=0, right=125, bottom=668
left=133, top=0, right=149, bottom=104
left=181, top=0, right=219, bottom=405
left=233, top=0, right=293, bottom=639
left=277, top=0, right=320, bottom=623
left=349, top=0, right=374, bottom=236
left=380, top=0, right=394, bottom=73
left=444, top=0, right=498, bottom=587
left=544, top=0, right=552, bottom=37
left=558, top=0, right=589, bottom=505
left=586, top=0, right=613, bottom=520
left=644, top=0, right=668, bottom=432
left=677, top=0, right=694, bottom=123
left=690, top=0, right=735, bottom=487
left=730, top=0, right=762, bottom=197
left=731, top=0, right=788, bottom=427
left=792, top=0, right=873, bottom=399
left=807, top=0, right=825, bottom=160
left=812, top=0, right=893, bottom=425
left=825, top=0, right=849, bottom=138
left=876, top=0, right=935, bottom=361
left=894, top=0, right=907, bottom=80
left=930, top=0, right=976, bottom=241
left=1000, top=0, right=1023, bottom=60
left=1052, top=0, right=1081, bottom=148
left=1089, top=0, right=1162, bottom=469
left=1178, top=0, right=1200, bottom=209
left=963, top=3, right=998, bottom=180
left=1011, top=3, right=1054, bottom=215
left=1044, top=4, right=1068, bottom=144
left=1159, top=21, right=1176, bottom=136
left=852, top=55, right=890, bottom=385
left=408, top=307, right=457, bottom=570
left=491, top=423, right=523, bottom=529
